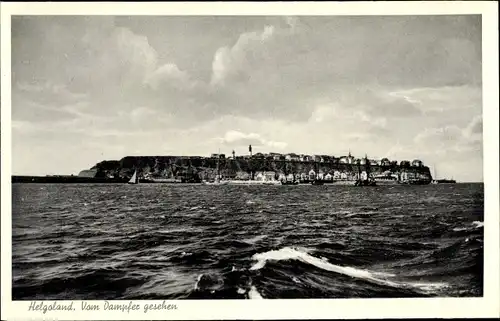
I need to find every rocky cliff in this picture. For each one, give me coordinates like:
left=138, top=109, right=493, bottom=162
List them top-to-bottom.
left=88, top=156, right=433, bottom=183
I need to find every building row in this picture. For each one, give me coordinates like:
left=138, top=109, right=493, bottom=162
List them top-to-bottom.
left=210, top=151, right=425, bottom=167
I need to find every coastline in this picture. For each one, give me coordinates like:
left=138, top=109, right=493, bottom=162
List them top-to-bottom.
left=11, top=175, right=473, bottom=185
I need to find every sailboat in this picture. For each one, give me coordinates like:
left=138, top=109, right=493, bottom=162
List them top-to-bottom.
left=203, top=154, right=228, bottom=185
left=354, top=154, right=376, bottom=186
left=311, top=160, right=325, bottom=185
left=281, top=161, right=299, bottom=185
left=431, top=164, right=456, bottom=184
left=431, top=164, right=438, bottom=184
left=128, top=170, right=138, bottom=184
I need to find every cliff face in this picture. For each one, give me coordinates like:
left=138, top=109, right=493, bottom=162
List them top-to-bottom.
left=89, top=156, right=433, bottom=182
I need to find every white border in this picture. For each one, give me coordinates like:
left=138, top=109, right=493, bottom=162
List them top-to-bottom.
left=1, top=2, right=499, bottom=320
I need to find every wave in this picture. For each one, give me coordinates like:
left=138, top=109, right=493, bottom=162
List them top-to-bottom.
left=12, top=183, right=483, bottom=299
left=345, top=211, right=378, bottom=218
left=453, top=221, right=484, bottom=232
left=472, top=221, right=484, bottom=228
left=452, top=227, right=469, bottom=232
left=242, top=235, right=268, bottom=245
left=250, top=247, right=447, bottom=294
left=194, top=273, right=224, bottom=292
left=248, top=286, right=263, bottom=299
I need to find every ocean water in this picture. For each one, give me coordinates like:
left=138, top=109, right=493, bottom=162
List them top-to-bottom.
left=12, top=183, right=484, bottom=300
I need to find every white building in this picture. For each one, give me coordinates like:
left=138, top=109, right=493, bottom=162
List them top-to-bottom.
left=339, top=152, right=355, bottom=164
left=285, top=153, right=300, bottom=161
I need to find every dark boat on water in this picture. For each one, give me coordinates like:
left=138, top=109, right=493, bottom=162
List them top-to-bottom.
left=281, top=160, right=300, bottom=185
left=310, top=160, right=327, bottom=185
left=431, top=165, right=456, bottom=184
left=354, top=178, right=376, bottom=186
left=432, top=178, right=457, bottom=184
left=281, top=180, right=299, bottom=185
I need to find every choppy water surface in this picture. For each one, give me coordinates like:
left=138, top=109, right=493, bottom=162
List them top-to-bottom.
left=12, top=183, right=483, bottom=299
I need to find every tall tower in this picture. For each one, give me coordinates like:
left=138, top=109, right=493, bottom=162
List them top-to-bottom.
left=249, top=145, right=252, bottom=157
left=232, top=150, right=236, bottom=159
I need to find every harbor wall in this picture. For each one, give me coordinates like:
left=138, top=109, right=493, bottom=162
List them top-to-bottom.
left=12, top=175, right=127, bottom=184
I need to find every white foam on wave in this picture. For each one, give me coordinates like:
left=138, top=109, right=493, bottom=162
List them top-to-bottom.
left=345, top=212, right=377, bottom=218
left=453, top=221, right=484, bottom=231
left=472, top=221, right=484, bottom=228
left=242, top=235, right=268, bottom=244
left=250, top=247, right=447, bottom=293
left=250, top=247, right=397, bottom=286
left=194, top=274, right=204, bottom=290
left=410, top=282, right=448, bottom=292
left=248, top=286, right=263, bottom=299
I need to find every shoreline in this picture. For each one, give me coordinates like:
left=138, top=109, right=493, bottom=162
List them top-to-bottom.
left=11, top=175, right=474, bottom=185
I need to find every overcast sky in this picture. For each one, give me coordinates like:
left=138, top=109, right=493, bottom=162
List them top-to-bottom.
left=11, top=15, right=483, bottom=181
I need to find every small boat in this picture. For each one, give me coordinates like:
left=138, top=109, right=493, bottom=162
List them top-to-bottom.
left=202, top=154, right=229, bottom=185
left=354, top=154, right=377, bottom=187
left=310, top=161, right=325, bottom=185
left=280, top=164, right=299, bottom=185
left=431, top=165, right=456, bottom=184
left=128, top=170, right=138, bottom=184
left=203, top=178, right=229, bottom=186
left=311, top=179, right=325, bottom=185
left=330, top=179, right=356, bottom=186
left=354, top=179, right=376, bottom=186
left=432, top=179, right=456, bottom=184
left=281, top=180, right=299, bottom=185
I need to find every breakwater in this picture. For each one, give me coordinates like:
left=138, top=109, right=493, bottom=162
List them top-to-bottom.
left=12, top=175, right=128, bottom=184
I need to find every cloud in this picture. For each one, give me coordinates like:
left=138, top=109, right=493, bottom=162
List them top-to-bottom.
left=10, top=16, right=484, bottom=181
left=13, top=16, right=482, bottom=128
left=210, top=25, right=276, bottom=86
left=112, top=27, right=159, bottom=82
left=144, top=63, right=193, bottom=90
left=15, top=80, right=88, bottom=108
left=12, top=83, right=91, bottom=124
left=389, top=86, right=482, bottom=114
left=335, top=88, right=424, bottom=119
left=309, top=102, right=390, bottom=141
left=463, top=115, right=483, bottom=138
left=414, top=116, right=483, bottom=155
left=414, top=125, right=464, bottom=146
left=218, top=130, right=287, bottom=151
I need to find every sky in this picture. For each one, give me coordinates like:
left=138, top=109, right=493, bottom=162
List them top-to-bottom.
left=11, top=15, right=483, bottom=181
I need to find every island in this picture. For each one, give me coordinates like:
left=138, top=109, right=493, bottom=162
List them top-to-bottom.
left=17, top=150, right=433, bottom=185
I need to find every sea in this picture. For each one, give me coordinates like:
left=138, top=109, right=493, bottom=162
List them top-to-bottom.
left=12, top=183, right=484, bottom=300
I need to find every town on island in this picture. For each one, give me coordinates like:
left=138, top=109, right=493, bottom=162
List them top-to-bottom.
left=12, top=145, right=453, bottom=186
